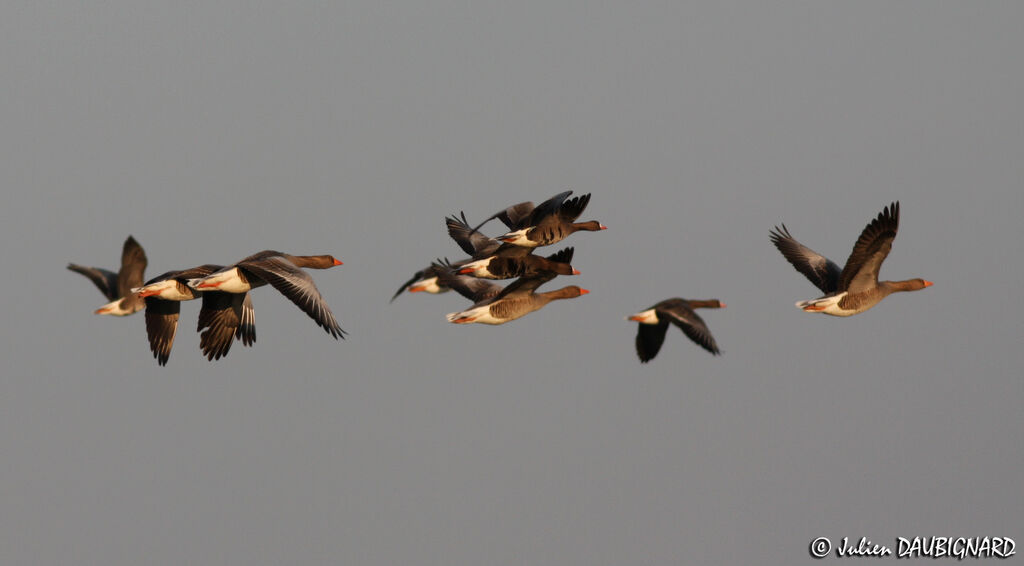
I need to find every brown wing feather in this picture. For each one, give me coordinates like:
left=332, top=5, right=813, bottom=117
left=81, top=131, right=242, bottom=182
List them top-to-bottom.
left=556, top=193, right=591, bottom=222
left=838, top=202, right=900, bottom=294
left=447, top=212, right=500, bottom=256
left=769, top=224, right=842, bottom=294
left=117, top=236, right=148, bottom=298
left=239, top=256, right=346, bottom=339
left=431, top=261, right=502, bottom=302
left=67, top=264, right=119, bottom=300
left=197, top=292, right=251, bottom=361
left=144, top=297, right=180, bottom=366
left=662, top=305, right=721, bottom=356
left=635, top=321, right=670, bottom=363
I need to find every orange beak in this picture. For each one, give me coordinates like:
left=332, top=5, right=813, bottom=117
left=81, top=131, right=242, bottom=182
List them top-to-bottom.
left=333, top=258, right=343, bottom=266
left=571, top=268, right=581, bottom=275
left=923, top=281, right=933, bottom=287
left=579, top=289, right=590, bottom=295
left=93, top=306, right=112, bottom=314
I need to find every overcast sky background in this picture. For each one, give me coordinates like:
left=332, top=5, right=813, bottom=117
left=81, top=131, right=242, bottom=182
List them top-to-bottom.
left=2, top=3, right=1022, bottom=565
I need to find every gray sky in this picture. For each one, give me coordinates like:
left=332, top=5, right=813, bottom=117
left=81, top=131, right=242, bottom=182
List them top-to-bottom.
left=2, top=2, right=1022, bottom=565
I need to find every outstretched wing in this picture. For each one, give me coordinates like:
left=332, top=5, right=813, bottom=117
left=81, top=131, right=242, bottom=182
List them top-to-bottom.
left=524, top=190, right=573, bottom=226
left=555, top=193, right=591, bottom=223
left=468, top=200, right=536, bottom=236
left=838, top=202, right=899, bottom=294
left=447, top=212, right=500, bottom=256
left=769, top=224, right=842, bottom=294
left=117, top=236, right=148, bottom=298
left=544, top=246, right=574, bottom=264
left=240, top=256, right=346, bottom=339
left=431, top=261, right=502, bottom=303
left=67, top=264, right=119, bottom=300
left=391, top=268, right=429, bottom=303
left=197, top=291, right=256, bottom=361
left=144, top=297, right=180, bottom=366
left=662, top=305, right=721, bottom=356
left=635, top=321, right=670, bottom=363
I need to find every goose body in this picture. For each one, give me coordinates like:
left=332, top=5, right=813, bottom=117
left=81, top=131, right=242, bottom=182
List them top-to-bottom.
left=472, top=191, right=606, bottom=248
left=770, top=202, right=931, bottom=317
left=392, top=212, right=499, bottom=301
left=68, top=235, right=148, bottom=316
left=457, top=246, right=578, bottom=280
left=187, top=251, right=346, bottom=339
left=135, top=265, right=256, bottom=365
left=441, top=267, right=588, bottom=325
left=628, top=298, right=724, bottom=362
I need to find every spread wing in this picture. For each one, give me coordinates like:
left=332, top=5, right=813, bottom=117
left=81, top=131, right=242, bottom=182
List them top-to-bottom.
left=524, top=190, right=573, bottom=226
left=555, top=192, right=591, bottom=223
left=468, top=200, right=536, bottom=236
left=499, top=201, right=536, bottom=229
left=838, top=202, right=899, bottom=294
left=447, top=212, right=500, bottom=256
left=770, top=224, right=842, bottom=294
left=117, top=236, right=148, bottom=298
left=544, top=246, right=574, bottom=265
left=239, top=256, right=346, bottom=339
left=431, top=261, right=502, bottom=303
left=67, top=264, right=119, bottom=300
left=392, top=267, right=430, bottom=302
left=197, top=291, right=256, bottom=361
left=237, top=292, right=256, bottom=346
left=144, top=297, right=180, bottom=366
left=662, top=305, right=720, bottom=356
left=635, top=321, right=669, bottom=363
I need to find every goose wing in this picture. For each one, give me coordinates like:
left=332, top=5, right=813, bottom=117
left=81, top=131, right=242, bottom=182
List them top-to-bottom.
left=555, top=192, right=591, bottom=222
left=468, top=200, right=536, bottom=236
left=838, top=202, right=900, bottom=294
left=447, top=212, right=500, bottom=256
left=770, top=224, right=842, bottom=294
left=117, top=236, right=148, bottom=298
left=239, top=256, right=346, bottom=339
left=431, top=261, right=502, bottom=303
left=67, top=264, right=119, bottom=300
left=392, top=267, right=430, bottom=303
left=197, top=291, right=256, bottom=361
left=144, top=297, right=180, bottom=366
left=661, top=302, right=721, bottom=356
left=635, top=321, right=670, bottom=363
